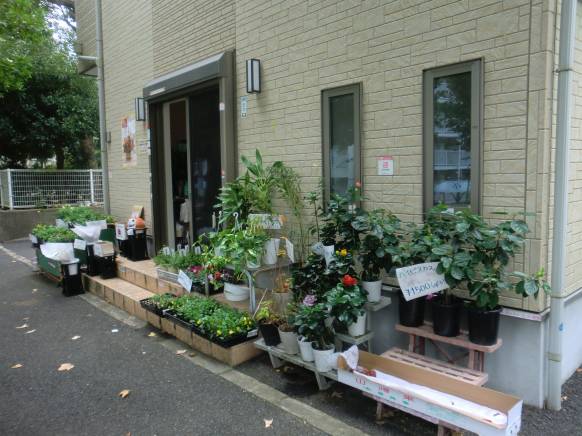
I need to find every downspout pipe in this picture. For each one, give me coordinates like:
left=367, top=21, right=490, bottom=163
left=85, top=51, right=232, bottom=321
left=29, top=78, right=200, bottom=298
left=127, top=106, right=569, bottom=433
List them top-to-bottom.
left=95, top=0, right=110, bottom=214
left=548, top=0, right=577, bottom=411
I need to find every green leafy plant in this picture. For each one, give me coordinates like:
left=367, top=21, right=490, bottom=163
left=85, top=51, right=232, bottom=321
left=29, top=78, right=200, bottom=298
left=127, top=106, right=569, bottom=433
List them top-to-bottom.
left=320, top=187, right=364, bottom=251
left=57, top=206, right=114, bottom=225
left=352, top=209, right=401, bottom=281
left=31, top=224, right=75, bottom=242
left=323, top=249, right=357, bottom=292
left=291, top=253, right=327, bottom=301
left=325, top=275, right=367, bottom=327
left=292, top=298, right=333, bottom=349
left=255, top=301, right=281, bottom=326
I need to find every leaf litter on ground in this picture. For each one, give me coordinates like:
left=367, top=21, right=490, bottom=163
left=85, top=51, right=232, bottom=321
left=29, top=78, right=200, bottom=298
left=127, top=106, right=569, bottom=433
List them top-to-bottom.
left=58, top=363, right=74, bottom=371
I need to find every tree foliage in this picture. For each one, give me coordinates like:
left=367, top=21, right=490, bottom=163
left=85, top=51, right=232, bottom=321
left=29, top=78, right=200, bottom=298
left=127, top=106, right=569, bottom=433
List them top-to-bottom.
left=0, top=1, right=99, bottom=169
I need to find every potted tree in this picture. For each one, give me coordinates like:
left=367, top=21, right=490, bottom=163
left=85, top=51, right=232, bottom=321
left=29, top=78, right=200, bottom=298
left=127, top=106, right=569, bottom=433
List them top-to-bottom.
left=352, top=210, right=400, bottom=302
left=466, top=215, right=551, bottom=345
left=326, top=274, right=368, bottom=337
left=293, top=300, right=334, bottom=371
left=255, top=301, right=281, bottom=346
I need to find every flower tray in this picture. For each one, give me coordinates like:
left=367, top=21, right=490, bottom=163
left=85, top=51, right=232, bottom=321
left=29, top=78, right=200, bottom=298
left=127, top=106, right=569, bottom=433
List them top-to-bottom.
left=140, top=298, right=164, bottom=316
left=163, top=310, right=196, bottom=331
left=209, top=332, right=254, bottom=348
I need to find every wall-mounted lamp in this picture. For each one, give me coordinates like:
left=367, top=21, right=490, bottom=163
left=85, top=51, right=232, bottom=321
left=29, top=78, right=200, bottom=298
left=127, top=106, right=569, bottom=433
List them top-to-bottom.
left=246, top=59, right=261, bottom=93
left=135, top=97, right=146, bottom=121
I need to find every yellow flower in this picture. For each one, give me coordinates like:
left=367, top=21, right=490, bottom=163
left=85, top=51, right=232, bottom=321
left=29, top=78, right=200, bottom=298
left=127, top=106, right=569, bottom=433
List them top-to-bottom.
left=340, top=249, right=348, bottom=257
left=229, top=330, right=234, bottom=335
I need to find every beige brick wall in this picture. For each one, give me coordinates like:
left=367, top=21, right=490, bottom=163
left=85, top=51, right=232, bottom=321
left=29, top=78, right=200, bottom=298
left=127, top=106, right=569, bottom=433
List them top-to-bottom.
left=75, top=0, right=154, bottom=226
left=75, top=0, right=582, bottom=310
left=151, top=0, right=235, bottom=76
left=235, top=0, right=555, bottom=310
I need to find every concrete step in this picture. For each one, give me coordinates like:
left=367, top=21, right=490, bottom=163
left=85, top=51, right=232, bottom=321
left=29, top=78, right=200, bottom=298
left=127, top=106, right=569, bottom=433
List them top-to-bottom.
left=116, top=257, right=184, bottom=295
left=82, top=274, right=154, bottom=322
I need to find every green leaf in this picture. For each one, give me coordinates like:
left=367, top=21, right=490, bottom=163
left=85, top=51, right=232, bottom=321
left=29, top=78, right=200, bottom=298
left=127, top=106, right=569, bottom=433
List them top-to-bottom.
left=451, top=266, right=464, bottom=280
left=524, top=279, right=538, bottom=296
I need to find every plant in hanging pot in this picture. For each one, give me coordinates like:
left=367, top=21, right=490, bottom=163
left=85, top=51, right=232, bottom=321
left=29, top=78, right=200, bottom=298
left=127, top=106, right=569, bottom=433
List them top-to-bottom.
left=326, top=275, right=368, bottom=338
left=293, top=298, right=334, bottom=370
left=255, top=301, right=282, bottom=346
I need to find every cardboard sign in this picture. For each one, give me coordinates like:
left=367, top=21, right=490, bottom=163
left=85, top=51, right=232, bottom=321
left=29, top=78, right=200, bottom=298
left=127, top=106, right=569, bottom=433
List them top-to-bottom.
left=115, top=223, right=127, bottom=240
left=73, top=239, right=87, bottom=251
left=396, top=262, right=448, bottom=301
left=178, top=270, right=192, bottom=293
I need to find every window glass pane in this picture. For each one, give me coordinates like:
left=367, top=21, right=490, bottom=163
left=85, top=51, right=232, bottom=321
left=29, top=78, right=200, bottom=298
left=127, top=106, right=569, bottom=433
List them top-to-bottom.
left=432, top=72, right=471, bottom=208
left=329, top=93, right=355, bottom=196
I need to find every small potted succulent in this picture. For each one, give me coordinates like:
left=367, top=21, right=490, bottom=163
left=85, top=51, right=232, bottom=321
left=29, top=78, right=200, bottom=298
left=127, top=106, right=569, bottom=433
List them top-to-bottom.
left=326, top=274, right=367, bottom=337
left=293, top=299, right=334, bottom=371
left=255, top=301, right=281, bottom=346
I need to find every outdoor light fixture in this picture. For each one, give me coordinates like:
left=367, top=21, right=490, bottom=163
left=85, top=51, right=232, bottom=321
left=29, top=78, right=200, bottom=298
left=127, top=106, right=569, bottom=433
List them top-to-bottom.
left=246, top=59, right=261, bottom=93
left=135, top=97, right=146, bottom=121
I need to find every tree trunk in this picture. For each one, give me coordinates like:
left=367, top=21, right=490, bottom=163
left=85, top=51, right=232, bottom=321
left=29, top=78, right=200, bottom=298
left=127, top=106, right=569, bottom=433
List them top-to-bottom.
left=80, top=137, right=96, bottom=168
left=55, top=147, right=65, bottom=169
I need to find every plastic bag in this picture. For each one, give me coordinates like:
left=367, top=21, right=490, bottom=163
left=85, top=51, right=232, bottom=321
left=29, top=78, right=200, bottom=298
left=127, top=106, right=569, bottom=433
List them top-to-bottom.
left=72, top=224, right=102, bottom=244
left=40, top=243, right=76, bottom=263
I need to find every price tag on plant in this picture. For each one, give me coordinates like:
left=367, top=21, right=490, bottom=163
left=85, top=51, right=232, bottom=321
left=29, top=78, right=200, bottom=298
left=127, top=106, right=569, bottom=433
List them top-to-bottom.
left=115, top=223, right=127, bottom=241
left=73, top=239, right=87, bottom=251
left=396, top=262, right=448, bottom=301
left=178, top=270, right=192, bottom=293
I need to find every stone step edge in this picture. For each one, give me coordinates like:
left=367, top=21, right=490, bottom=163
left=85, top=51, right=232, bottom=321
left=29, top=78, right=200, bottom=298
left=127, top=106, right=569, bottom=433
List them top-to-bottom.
left=116, top=260, right=182, bottom=296
left=82, top=274, right=154, bottom=321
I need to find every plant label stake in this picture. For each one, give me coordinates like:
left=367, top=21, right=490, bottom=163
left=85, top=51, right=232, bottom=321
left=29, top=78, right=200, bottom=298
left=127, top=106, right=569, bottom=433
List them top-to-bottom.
left=178, top=270, right=193, bottom=293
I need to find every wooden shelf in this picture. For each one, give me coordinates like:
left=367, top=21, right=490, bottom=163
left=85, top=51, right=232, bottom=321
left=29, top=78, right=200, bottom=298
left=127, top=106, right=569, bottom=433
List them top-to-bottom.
left=395, top=323, right=502, bottom=353
left=335, top=331, right=374, bottom=346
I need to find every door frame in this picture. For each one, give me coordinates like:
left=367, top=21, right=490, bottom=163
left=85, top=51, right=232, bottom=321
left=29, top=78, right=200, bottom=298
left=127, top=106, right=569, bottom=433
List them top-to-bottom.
left=145, top=51, right=235, bottom=251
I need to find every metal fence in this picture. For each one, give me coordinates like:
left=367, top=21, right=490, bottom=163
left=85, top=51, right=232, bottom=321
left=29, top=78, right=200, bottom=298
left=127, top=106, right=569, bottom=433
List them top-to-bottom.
left=0, top=169, right=104, bottom=209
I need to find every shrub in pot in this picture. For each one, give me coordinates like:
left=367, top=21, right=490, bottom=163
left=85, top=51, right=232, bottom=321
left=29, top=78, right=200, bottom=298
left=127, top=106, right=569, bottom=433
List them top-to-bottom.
left=352, top=210, right=401, bottom=303
left=465, top=216, right=551, bottom=345
left=326, top=275, right=367, bottom=338
left=293, top=297, right=334, bottom=368
left=255, top=301, right=281, bottom=346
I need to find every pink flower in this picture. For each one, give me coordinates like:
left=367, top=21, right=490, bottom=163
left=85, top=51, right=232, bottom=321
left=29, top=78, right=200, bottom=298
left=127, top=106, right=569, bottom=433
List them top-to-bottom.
left=190, top=265, right=203, bottom=274
left=303, top=295, right=317, bottom=307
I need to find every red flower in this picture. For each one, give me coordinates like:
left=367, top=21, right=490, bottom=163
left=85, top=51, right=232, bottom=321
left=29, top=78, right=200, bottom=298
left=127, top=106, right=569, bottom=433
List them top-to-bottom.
left=342, top=274, right=358, bottom=287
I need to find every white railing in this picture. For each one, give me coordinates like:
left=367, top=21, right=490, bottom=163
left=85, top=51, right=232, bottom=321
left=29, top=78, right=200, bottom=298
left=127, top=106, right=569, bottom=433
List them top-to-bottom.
left=0, top=169, right=103, bottom=209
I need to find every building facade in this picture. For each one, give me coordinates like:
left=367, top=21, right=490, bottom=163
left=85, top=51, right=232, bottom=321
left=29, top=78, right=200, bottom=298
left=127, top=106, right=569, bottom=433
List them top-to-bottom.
left=75, top=0, right=582, bottom=407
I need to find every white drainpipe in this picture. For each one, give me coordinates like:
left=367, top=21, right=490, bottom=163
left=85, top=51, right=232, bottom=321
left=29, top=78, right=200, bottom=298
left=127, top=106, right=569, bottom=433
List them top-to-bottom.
left=95, top=0, right=110, bottom=214
left=548, top=0, right=577, bottom=411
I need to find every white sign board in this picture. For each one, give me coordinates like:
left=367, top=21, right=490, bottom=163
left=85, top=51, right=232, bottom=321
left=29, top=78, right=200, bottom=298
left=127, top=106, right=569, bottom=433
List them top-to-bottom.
left=240, top=96, right=248, bottom=118
left=377, top=155, right=394, bottom=176
left=115, top=223, right=127, bottom=241
left=30, top=234, right=38, bottom=244
left=285, top=238, right=295, bottom=263
left=73, top=239, right=87, bottom=251
left=396, top=262, right=448, bottom=301
left=178, top=270, right=192, bottom=293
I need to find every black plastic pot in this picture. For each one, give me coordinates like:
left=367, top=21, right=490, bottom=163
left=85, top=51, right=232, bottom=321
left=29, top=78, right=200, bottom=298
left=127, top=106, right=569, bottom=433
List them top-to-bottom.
left=85, top=245, right=100, bottom=276
left=98, top=255, right=117, bottom=279
left=398, top=292, right=425, bottom=327
left=432, top=296, right=463, bottom=337
left=467, top=306, right=502, bottom=345
left=259, top=322, right=281, bottom=346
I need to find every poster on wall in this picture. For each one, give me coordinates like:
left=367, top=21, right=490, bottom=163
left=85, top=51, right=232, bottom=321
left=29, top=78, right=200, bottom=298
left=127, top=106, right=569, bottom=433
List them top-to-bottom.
left=121, top=117, right=137, bottom=168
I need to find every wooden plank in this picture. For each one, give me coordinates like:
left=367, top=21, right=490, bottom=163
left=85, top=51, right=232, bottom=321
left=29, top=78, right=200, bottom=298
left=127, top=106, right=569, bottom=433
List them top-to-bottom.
left=395, top=323, right=502, bottom=353
left=382, top=348, right=488, bottom=386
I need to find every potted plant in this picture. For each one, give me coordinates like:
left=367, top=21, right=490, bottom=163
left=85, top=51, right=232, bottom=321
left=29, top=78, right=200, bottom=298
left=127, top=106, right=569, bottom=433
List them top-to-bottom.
left=352, top=210, right=401, bottom=302
left=465, top=215, right=551, bottom=345
left=326, top=274, right=367, bottom=337
left=292, top=295, right=318, bottom=362
left=293, top=299, right=334, bottom=370
left=255, top=301, right=281, bottom=346
left=278, top=306, right=299, bottom=355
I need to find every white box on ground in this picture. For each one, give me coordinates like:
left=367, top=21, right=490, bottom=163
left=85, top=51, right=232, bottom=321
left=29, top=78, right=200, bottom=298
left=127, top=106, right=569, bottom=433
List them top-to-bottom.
left=337, top=351, right=522, bottom=436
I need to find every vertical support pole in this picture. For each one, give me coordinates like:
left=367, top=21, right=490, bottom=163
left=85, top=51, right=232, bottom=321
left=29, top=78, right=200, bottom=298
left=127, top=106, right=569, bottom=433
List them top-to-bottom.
left=7, top=168, right=13, bottom=209
left=89, top=170, right=95, bottom=204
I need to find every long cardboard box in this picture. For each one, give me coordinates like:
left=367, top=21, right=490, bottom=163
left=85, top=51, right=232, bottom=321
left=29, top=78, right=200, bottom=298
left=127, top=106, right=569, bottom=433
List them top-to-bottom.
left=338, top=351, right=521, bottom=436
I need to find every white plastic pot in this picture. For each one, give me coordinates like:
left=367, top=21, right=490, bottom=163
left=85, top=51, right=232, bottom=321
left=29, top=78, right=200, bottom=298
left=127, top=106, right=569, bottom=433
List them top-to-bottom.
left=263, top=238, right=280, bottom=265
left=323, top=245, right=335, bottom=266
left=362, top=280, right=382, bottom=303
left=224, top=282, right=250, bottom=301
left=347, top=312, right=367, bottom=337
left=278, top=329, right=299, bottom=355
left=297, top=336, right=314, bottom=362
left=312, top=344, right=335, bottom=372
